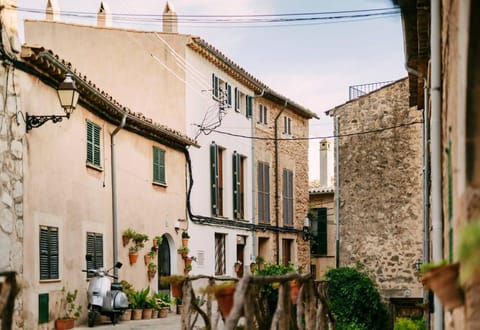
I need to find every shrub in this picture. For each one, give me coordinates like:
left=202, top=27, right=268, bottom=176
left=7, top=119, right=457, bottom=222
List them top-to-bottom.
left=325, top=267, right=387, bottom=330
left=394, top=317, right=425, bottom=330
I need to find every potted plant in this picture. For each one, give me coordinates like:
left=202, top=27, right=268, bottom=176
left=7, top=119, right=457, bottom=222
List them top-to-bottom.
left=458, top=220, right=480, bottom=284
left=122, top=228, right=136, bottom=247
left=181, top=231, right=190, bottom=247
left=133, top=233, right=149, bottom=249
left=153, top=235, right=163, bottom=249
left=128, top=245, right=139, bottom=265
left=178, top=246, right=189, bottom=259
left=144, top=249, right=156, bottom=265
left=234, top=260, right=242, bottom=273
left=420, top=260, right=464, bottom=310
left=147, top=262, right=157, bottom=281
left=160, top=275, right=186, bottom=299
left=120, top=280, right=134, bottom=321
left=204, top=281, right=237, bottom=319
left=131, top=287, right=150, bottom=320
left=55, top=288, right=82, bottom=330
left=142, top=295, right=155, bottom=319
left=175, top=297, right=183, bottom=315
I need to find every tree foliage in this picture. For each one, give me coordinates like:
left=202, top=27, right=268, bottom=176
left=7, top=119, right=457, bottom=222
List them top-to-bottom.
left=325, top=267, right=388, bottom=330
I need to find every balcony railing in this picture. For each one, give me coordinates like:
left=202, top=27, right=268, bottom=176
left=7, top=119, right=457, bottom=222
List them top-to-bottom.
left=348, top=81, right=395, bottom=100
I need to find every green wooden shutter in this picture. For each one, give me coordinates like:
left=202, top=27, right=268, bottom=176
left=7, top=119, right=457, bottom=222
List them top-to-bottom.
left=212, top=74, right=219, bottom=99
left=226, top=83, right=232, bottom=105
left=246, top=96, right=253, bottom=118
left=86, top=121, right=101, bottom=167
left=86, top=121, right=94, bottom=164
left=93, top=124, right=100, bottom=166
left=210, top=143, right=219, bottom=215
left=153, top=147, right=166, bottom=184
left=232, top=152, right=240, bottom=219
left=257, top=162, right=264, bottom=222
left=264, top=164, right=270, bottom=221
left=282, top=169, right=287, bottom=225
left=317, top=208, right=328, bottom=255
left=40, top=226, right=58, bottom=280
left=87, top=232, right=104, bottom=277
left=38, top=293, right=49, bottom=324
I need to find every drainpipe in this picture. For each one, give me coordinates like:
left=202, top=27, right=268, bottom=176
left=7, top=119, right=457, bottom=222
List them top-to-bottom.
left=430, top=0, right=443, bottom=328
left=406, top=65, right=430, bottom=330
left=274, top=100, right=287, bottom=264
left=111, top=114, right=127, bottom=281
left=335, top=116, right=340, bottom=268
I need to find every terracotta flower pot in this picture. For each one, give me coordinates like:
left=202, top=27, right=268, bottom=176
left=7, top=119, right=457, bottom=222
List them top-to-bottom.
left=122, top=235, right=130, bottom=247
left=182, top=238, right=189, bottom=247
left=128, top=252, right=138, bottom=265
left=144, top=254, right=152, bottom=265
left=185, top=257, right=193, bottom=267
left=421, top=262, right=464, bottom=310
left=148, top=269, right=157, bottom=281
left=289, top=281, right=300, bottom=304
left=171, top=282, right=182, bottom=298
left=214, top=286, right=236, bottom=320
left=159, top=307, right=169, bottom=318
left=120, top=308, right=132, bottom=321
left=142, top=308, right=153, bottom=319
left=132, top=309, right=143, bottom=320
left=151, top=309, right=158, bottom=319
left=55, top=318, right=75, bottom=330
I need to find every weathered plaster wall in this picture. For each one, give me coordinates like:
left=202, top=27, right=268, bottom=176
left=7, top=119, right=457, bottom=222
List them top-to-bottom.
left=335, top=79, right=423, bottom=299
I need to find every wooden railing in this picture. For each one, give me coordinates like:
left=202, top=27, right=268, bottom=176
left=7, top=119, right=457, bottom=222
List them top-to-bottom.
left=179, top=273, right=334, bottom=330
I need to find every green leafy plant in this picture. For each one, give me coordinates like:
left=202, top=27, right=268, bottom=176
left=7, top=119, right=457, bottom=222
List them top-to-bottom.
left=458, top=220, right=480, bottom=283
left=122, top=228, right=136, bottom=239
left=182, top=231, right=190, bottom=239
left=154, top=235, right=163, bottom=246
left=129, top=245, right=139, bottom=253
left=178, top=246, right=189, bottom=255
left=148, top=249, right=157, bottom=258
left=419, top=259, right=448, bottom=274
left=148, top=262, right=157, bottom=271
left=325, top=267, right=387, bottom=330
left=120, top=280, right=135, bottom=308
left=58, top=287, right=82, bottom=320
left=131, top=287, right=150, bottom=309
left=394, top=317, right=425, bottom=330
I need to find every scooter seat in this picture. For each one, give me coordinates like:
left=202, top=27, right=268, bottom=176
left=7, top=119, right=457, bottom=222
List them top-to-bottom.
left=111, top=283, right=123, bottom=291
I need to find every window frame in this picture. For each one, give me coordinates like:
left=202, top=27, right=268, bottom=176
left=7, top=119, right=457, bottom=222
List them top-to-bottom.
left=246, top=95, right=253, bottom=118
left=258, top=104, right=268, bottom=125
left=283, top=116, right=292, bottom=135
left=86, top=120, right=102, bottom=168
left=210, top=143, right=224, bottom=216
left=153, top=146, right=166, bottom=185
left=232, top=152, right=245, bottom=219
left=257, top=161, right=270, bottom=224
left=282, top=169, right=294, bottom=226
left=310, top=208, right=328, bottom=255
left=39, top=225, right=59, bottom=281
left=214, top=233, right=226, bottom=275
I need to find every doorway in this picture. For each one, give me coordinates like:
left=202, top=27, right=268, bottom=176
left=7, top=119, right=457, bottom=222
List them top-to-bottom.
left=157, top=234, right=171, bottom=292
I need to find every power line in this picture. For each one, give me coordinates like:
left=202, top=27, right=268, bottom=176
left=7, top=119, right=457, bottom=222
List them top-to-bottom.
left=195, top=120, right=423, bottom=141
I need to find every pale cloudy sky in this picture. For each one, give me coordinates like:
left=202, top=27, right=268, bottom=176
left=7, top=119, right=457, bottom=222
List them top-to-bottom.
left=16, top=0, right=406, bottom=182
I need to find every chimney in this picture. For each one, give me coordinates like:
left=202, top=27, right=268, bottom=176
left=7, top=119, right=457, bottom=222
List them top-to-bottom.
left=46, top=0, right=60, bottom=21
left=163, top=1, right=178, bottom=33
left=97, top=2, right=112, bottom=27
left=319, top=139, right=330, bottom=187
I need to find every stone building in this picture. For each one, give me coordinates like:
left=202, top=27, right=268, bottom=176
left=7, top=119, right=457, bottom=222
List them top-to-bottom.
left=397, top=1, right=480, bottom=328
left=327, top=78, right=424, bottom=317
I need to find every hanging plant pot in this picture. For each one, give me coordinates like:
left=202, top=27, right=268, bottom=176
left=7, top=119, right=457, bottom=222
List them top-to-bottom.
left=122, top=235, right=130, bottom=247
left=182, top=238, right=189, bottom=247
left=128, top=252, right=138, bottom=265
left=144, top=254, right=152, bottom=265
left=185, top=257, right=193, bottom=267
left=421, top=262, right=464, bottom=310
left=148, top=269, right=157, bottom=281
left=289, top=281, right=300, bottom=304
left=171, top=282, right=183, bottom=299
left=214, top=285, right=236, bottom=320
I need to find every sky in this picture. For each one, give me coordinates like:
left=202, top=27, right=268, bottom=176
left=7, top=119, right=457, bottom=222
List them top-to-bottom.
left=15, top=0, right=406, bottom=183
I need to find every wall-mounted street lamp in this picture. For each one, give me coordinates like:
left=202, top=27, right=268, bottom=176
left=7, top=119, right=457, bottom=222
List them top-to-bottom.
left=26, top=74, right=79, bottom=131
left=302, top=216, right=311, bottom=241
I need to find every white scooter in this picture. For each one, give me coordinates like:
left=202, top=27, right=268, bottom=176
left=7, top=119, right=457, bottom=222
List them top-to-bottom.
left=82, top=255, right=129, bottom=327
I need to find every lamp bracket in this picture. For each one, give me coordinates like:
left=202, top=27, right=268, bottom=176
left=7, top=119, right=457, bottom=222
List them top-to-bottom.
left=26, top=112, right=70, bottom=131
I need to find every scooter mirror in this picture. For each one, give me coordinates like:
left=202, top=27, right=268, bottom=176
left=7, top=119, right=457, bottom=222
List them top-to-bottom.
left=85, top=255, right=93, bottom=262
left=115, top=261, right=123, bottom=269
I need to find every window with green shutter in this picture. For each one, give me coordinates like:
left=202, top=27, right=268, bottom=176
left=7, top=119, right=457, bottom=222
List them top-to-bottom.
left=212, top=73, right=219, bottom=99
left=246, top=96, right=253, bottom=118
left=86, top=120, right=101, bottom=167
left=211, top=143, right=223, bottom=216
left=153, top=147, right=166, bottom=185
left=232, top=152, right=241, bottom=219
left=257, top=161, right=270, bottom=223
left=282, top=169, right=294, bottom=226
left=310, top=208, right=328, bottom=255
left=39, top=226, right=59, bottom=280
left=86, top=232, right=103, bottom=278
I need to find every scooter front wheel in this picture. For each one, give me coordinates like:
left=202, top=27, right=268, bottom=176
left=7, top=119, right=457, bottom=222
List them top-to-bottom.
left=87, top=309, right=98, bottom=327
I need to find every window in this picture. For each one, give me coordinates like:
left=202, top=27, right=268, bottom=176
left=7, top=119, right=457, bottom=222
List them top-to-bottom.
left=212, top=73, right=219, bottom=99
left=225, top=82, right=232, bottom=107
left=234, top=88, right=243, bottom=112
left=246, top=95, right=253, bottom=118
left=258, top=104, right=268, bottom=124
left=283, top=116, right=292, bottom=135
left=86, top=120, right=101, bottom=167
left=210, top=142, right=224, bottom=216
left=153, top=146, right=166, bottom=185
left=232, top=152, right=246, bottom=219
left=257, top=161, right=270, bottom=223
left=282, top=169, right=294, bottom=226
left=310, top=208, right=328, bottom=255
left=39, top=226, right=59, bottom=280
left=86, top=232, right=103, bottom=277
left=214, top=233, right=226, bottom=275
left=282, top=239, right=293, bottom=266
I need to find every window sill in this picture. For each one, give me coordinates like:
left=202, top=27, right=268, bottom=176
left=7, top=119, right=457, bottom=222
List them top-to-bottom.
left=86, top=163, right=103, bottom=172
left=152, top=182, right=167, bottom=188
left=39, top=279, right=61, bottom=283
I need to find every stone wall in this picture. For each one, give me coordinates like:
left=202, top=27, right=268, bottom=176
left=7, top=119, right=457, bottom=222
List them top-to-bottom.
left=0, top=63, right=24, bottom=328
left=334, top=79, right=423, bottom=299
left=254, top=98, right=310, bottom=269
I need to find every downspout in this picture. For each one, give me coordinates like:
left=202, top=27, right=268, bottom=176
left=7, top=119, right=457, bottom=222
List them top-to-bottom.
left=430, top=0, right=443, bottom=328
left=406, top=65, right=430, bottom=330
left=252, top=89, right=264, bottom=262
left=274, top=100, right=288, bottom=265
left=111, top=114, right=127, bottom=281
left=335, top=116, right=340, bottom=268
